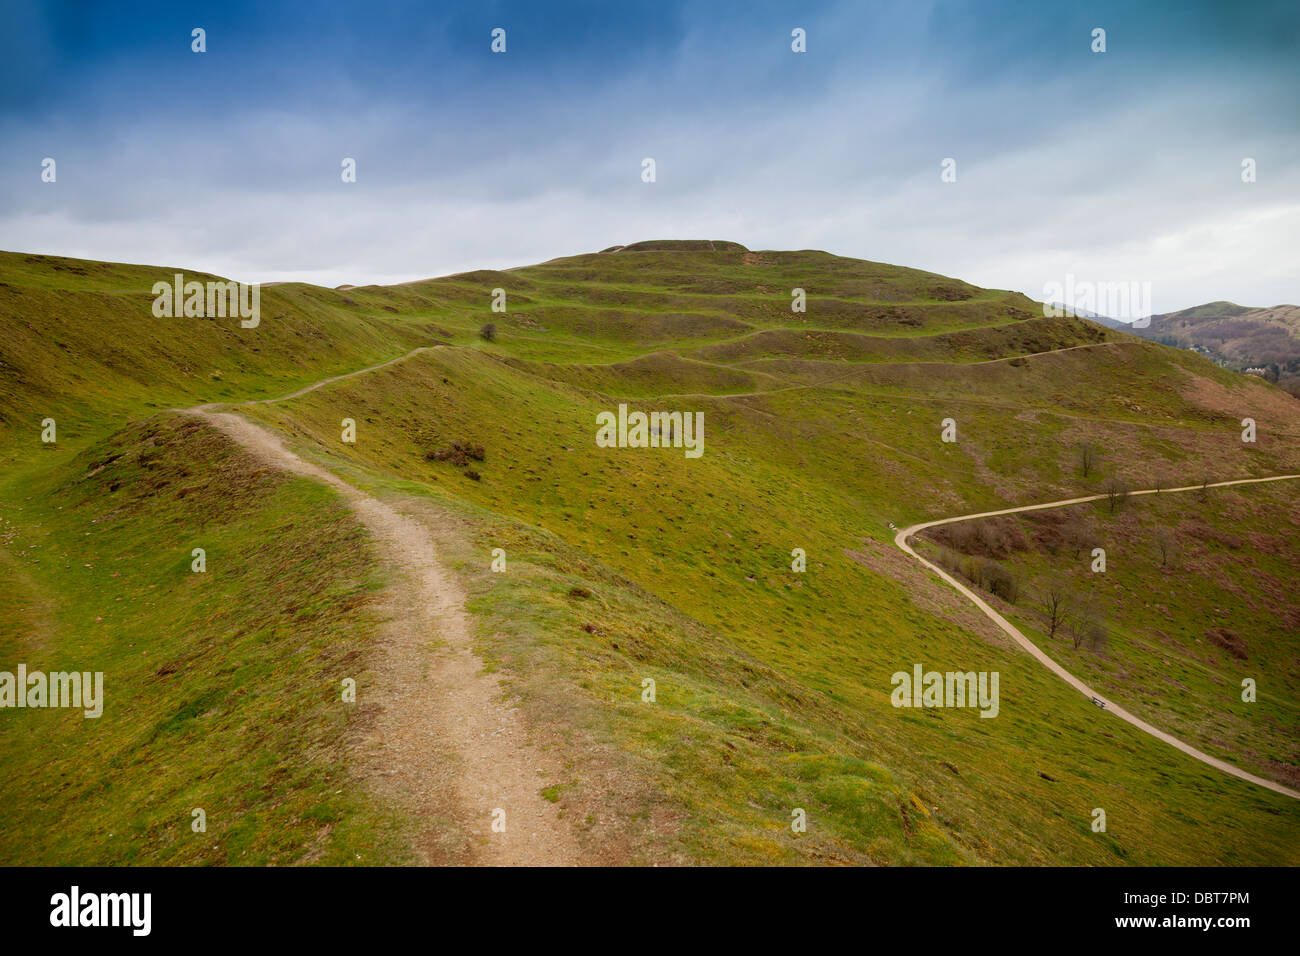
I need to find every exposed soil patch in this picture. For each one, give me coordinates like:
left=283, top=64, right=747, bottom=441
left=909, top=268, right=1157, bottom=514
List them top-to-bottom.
left=185, top=409, right=584, bottom=865
left=1204, top=627, right=1249, bottom=661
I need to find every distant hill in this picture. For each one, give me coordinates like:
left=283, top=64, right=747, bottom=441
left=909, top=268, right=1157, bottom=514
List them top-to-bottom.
left=1128, top=301, right=1300, bottom=395
left=1043, top=303, right=1130, bottom=330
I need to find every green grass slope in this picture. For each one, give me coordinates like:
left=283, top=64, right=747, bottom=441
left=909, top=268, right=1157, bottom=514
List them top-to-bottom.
left=2, top=240, right=1297, bottom=865
left=0, top=416, right=410, bottom=865
left=917, top=480, right=1300, bottom=789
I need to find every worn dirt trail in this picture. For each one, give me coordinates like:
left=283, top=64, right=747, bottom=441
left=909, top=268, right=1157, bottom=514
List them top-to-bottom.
left=185, top=408, right=583, bottom=864
left=895, top=474, right=1300, bottom=800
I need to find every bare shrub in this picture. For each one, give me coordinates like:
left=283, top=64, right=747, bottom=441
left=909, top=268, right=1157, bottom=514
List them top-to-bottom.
left=426, top=439, right=486, bottom=466
left=1063, top=514, right=1100, bottom=559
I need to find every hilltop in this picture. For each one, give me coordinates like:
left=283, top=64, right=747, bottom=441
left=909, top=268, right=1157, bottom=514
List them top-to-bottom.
left=2, top=241, right=1298, bottom=866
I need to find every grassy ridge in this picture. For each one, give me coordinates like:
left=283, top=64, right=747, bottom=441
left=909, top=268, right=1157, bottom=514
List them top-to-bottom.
left=0, top=251, right=443, bottom=454
left=0, top=416, right=409, bottom=865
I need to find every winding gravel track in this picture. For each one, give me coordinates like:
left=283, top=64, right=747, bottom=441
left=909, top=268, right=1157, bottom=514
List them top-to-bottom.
left=181, top=360, right=582, bottom=864
left=894, top=474, right=1300, bottom=800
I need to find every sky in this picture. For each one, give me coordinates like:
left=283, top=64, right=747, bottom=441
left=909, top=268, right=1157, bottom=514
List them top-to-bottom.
left=1, top=0, right=1297, bottom=314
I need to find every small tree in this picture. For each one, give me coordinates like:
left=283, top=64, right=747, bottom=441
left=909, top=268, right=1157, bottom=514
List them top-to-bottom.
left=479, top=322, right=497, bottom=342
left=1078, top=441, right=1100, bottom=478
left=1104, top=476, right=1129, bottom=515
left=1063, top=515, right=1099, bottom=560
left=1154, top=528, right=1178, bottom=569
left=980, top=560, right=1020, bottom=605
left=1040, top=581, right=1072, bottom=640
left=1069, top=601, right=1106, bottom=651
left=1089, top=621, right=1108, bottom=651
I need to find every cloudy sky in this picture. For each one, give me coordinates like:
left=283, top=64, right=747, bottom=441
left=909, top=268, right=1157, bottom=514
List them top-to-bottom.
left=2, top=0, right=1297, bottom=314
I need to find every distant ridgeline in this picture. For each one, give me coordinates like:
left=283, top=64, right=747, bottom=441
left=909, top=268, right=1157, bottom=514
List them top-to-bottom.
left=1127, top=301, right=1300, bottom=396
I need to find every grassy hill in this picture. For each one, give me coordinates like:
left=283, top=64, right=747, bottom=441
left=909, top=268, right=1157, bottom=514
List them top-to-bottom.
left=2, top=241, right=1298, bottom=865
